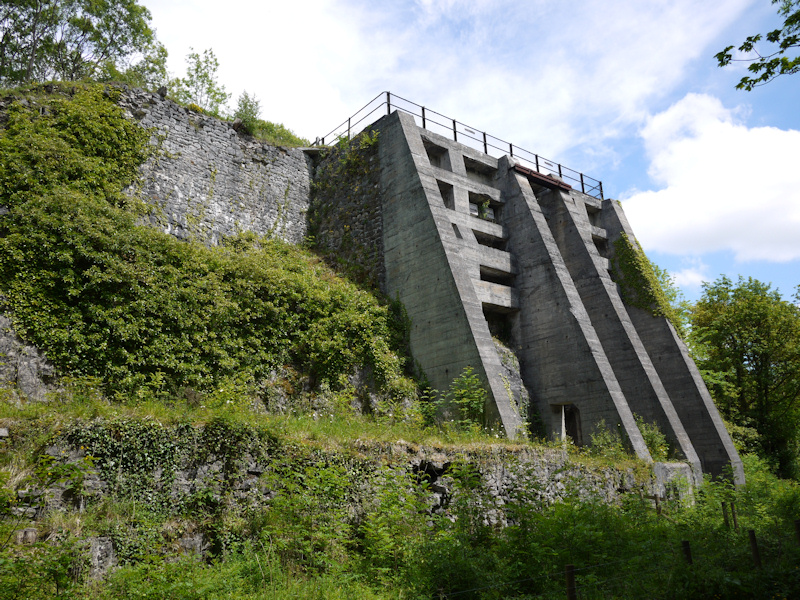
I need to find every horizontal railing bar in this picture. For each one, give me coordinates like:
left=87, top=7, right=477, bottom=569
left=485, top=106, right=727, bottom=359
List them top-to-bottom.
left=315, top=91, right=603, bottom=198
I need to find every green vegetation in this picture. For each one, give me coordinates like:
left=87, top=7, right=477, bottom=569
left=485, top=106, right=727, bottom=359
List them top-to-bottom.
left=0, top=0, right=156, bottom=85
left=716, top=0, right=800, bottom=90
left=170, top=48, right=230, bottom=117
left=0, top=51, right=798, bottom=600
left=0, top=83, right=412, bottom=402
left=612, top=233, right=683, bottom=333
left=692, top=276, right=800, bottom=478
left=1, top=397, right=798, bottom=600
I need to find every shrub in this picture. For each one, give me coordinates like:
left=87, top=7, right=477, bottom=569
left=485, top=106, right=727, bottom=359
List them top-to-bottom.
left=233, top=91, right=260, bottom=136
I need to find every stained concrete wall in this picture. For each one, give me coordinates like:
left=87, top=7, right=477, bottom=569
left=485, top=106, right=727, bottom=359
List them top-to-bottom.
left=109, top=92, right=740, bottom=481
left=352, top=112, right=741, bottom=482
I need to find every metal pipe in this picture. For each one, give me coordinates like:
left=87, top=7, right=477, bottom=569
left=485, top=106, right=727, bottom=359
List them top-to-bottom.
left=386, top=91, right=391, bottom=116
left=422, top=107, right=426, bottom=129
left=453, top=119, right=457, bottom=142
left=483, top=132, right=488, bottom=154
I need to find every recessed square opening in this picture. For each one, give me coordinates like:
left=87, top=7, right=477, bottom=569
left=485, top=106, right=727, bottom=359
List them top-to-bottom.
left=423, top=138, right=450, bottom=170
left=464, top=156, right=497, bottom=185
left=437, top=180, right=455, bottom=210
left=468, top=191, right=501, bottom=223
left=473, top=230, right=507, bottom=251
left=594, top=238, right=608, bottom=258
left=480, top=265, right=514, bottom=286
left=482, top=304, right=515, bottom=345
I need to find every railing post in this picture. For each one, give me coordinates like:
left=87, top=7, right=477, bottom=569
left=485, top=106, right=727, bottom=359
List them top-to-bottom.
left=386, top=91, right=391, bottom=116
left=422, top=106, right=426, bottom=129
left=348, top=117, right=351, bottom=140
left=453, top=118, right=457, bottom=142
left=483, top=132, right=488, bottom=154
left=509, top=143, right=513, bottom=157
left=535, top=154, right=539, bottom=172
left=558, top=164, right=563, bottom=179
left=580, top=173, right=585, bottom=194
left=599, top=181, right=604, bottom=200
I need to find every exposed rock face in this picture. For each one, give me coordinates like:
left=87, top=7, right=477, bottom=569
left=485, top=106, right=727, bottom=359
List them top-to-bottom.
left=0, top=312, right=56, bottom=402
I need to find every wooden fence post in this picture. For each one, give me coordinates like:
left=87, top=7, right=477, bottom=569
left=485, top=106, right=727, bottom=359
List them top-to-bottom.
left=795, top=519, right=800, bottom=545
left=749, top=530, right=762, bottom=568
left=681, top=540, right=693, bottom=565
left=565, top=564, right=577, bottom=600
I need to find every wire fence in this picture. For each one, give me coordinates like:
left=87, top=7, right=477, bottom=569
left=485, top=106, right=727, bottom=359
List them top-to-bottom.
left=313, top=91, right=604, bottom=199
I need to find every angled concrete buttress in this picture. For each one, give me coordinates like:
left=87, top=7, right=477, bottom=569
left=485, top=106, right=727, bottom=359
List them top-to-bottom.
left=346, top=110, right=742, bottom=483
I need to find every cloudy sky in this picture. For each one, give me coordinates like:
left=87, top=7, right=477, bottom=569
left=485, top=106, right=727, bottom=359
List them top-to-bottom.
left=140, top=0, right=800, bottom=302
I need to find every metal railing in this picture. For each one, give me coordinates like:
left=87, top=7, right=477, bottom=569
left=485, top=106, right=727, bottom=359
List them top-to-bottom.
left=313, top=91, right=603, bottom=199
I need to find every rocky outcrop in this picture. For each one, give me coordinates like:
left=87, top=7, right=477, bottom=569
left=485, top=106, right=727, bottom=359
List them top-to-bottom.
left=0, top=312, right=57, bottom=402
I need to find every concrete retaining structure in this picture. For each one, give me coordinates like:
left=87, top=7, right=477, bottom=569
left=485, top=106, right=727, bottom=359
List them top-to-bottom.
left=319, top=110, right=742, bottom=483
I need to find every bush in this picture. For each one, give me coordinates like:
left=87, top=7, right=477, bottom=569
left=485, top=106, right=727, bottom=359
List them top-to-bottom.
left=233, top=91, right=260, bottom=136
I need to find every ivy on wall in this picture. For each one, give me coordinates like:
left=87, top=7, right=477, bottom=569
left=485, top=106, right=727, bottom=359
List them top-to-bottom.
left=308, top=130, right=384, bottom=290
left=611, top=233, right=679, bottom=330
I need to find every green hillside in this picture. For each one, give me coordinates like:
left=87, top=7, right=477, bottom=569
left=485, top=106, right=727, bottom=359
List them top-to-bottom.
left=1, top=83, right=799, bottom=600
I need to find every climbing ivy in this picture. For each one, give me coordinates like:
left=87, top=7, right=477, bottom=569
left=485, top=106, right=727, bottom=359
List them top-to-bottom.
left=612, top=233, right=680, bottom=330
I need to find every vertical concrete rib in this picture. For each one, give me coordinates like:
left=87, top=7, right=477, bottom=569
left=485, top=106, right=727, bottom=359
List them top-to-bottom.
left=378, top=112, right=522, bottom=436
left=495, top=157, right=651, bottom=461
left=537, top=187, right=701, bottom=478
left=601, top=200, right=744, bottom=482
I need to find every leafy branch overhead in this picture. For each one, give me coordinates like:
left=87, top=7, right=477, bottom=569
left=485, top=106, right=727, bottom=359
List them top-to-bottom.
left=0, top=0, right=156, bottom=85
left=716, top=0, right=800, bottom=89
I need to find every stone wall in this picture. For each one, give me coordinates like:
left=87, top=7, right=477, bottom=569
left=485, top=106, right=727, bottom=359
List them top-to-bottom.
left=118, top=88, right=312, bottom=246
left=308, top=133, right=385, bottom=290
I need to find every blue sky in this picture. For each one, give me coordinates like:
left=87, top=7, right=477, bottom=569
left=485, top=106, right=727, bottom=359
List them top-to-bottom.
left=141, top=0, right=800, bottom=302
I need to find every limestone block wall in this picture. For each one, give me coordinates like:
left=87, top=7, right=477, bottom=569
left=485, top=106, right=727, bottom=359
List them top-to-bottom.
left=118, top=88, right=312, bottom=246
left=308, top=137, right=385, bottom=290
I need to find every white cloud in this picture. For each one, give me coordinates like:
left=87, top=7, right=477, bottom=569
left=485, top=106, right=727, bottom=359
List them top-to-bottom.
left=141, top=0, right=757, bottom=150
left=622, top=93, right=800, bottom=262
left=672, top=258, right=711, bottom=290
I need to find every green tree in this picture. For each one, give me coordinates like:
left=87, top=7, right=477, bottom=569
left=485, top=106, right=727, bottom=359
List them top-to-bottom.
left=0, top=0, right=155, bottom=85
left=716, top=0, right=800, bottom=90
left=99, top=39, right=169, bottom=91
left=171, top=47, right=230, bottom=116
left=233, top=90, right=261, bottom=135
left=691, top=276, right=800, bottom=477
